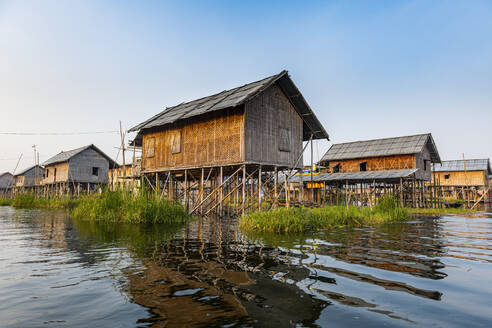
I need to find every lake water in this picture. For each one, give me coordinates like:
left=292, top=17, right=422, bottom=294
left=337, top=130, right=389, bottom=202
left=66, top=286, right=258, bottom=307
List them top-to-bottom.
left=0, top=206, right=491, bottom=327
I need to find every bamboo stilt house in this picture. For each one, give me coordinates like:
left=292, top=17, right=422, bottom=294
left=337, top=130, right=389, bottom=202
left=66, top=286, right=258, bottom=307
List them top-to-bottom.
left=129, top=70, right=328, bottom=173
left=129, top=71, right=329, bottom=215
left=317, top=133, right=441, bottom=182
left=42, top=144, right=118, bottom=192
left=432, top=159, right=491, bottom=187
left=13, top=165, right=44, bottom=189
left=0, top=172, right=13, bottom=194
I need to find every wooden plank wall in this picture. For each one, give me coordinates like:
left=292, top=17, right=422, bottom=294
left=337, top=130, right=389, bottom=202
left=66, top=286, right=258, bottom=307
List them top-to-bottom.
left=244, top=84, right=303, bottom=167
left=142, top=107, right=244, bottom=172
left=414, top=146, right=432, bottom=180
left=68, top=148, right=110, bottom=184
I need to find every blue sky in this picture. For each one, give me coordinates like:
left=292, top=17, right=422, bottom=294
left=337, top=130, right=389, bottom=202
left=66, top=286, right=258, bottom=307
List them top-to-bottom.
left=1, top=0, right=491, bottom=172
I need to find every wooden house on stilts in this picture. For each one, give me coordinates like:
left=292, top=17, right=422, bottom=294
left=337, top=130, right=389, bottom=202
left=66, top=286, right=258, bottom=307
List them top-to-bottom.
left=129, top=71, right=329, bottom=215
left=298, top=133, right=442, bottom=207
left=41, top=144, right=118, bottom=195
left=432, top=159, right=491, bottom=205
left=13, top=165, right=44, bottom=193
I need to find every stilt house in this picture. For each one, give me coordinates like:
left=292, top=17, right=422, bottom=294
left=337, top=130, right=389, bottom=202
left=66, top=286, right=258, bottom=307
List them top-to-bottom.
left=129, top=71, right=329, bottom=215
left=130, top=71, right=328, bottom=172
left=318, top=133, right=441, bottom=183
left=42, top=145, right=118, bottom=191
left=432, top=159, right=491, bottom=187
left=13, top=165, right=44, bottom=189
left=0, top=172, right=13, bottom=194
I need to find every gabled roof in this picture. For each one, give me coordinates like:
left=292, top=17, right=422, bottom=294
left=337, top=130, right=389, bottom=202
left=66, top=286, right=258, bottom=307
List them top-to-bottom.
left=129, top=71, right=328, bottom=141
left=320, top=133, right=441, bottom=164
left=43, top=144, right=118, bottom=168
left=433, top=159, right=491, bottom=174
left=14, top=165, right=43, bottom=177
left=289, top=169, right=419, bottom=183
left=0, top=172, right=13, bottom=178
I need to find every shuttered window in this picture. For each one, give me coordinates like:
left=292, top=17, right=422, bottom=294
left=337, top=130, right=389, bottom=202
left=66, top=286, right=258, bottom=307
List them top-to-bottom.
left=278, top=127, right=290, bottom=152
left=146, top=137, right=155, bottom=158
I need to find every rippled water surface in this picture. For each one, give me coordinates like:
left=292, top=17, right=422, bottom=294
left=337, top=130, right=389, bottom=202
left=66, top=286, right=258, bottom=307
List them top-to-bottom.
left=0, top=206, right=491, bottom=327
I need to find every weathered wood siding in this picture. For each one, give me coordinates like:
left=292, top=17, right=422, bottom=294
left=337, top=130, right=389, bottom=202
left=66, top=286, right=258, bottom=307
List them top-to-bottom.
left=244, top=84, right=303, bottom=167
left=141, top=108, right=244, bottom=172
left=415, top=146, right=432, bottom=180
left=68, top=148, right=110, bottom=184
left=326, top=154, right=416, bottom=173
left=42, top=163, right=69, bottom=185
left=16, top=167, right=44, bottom=187
left=433, top=171, right=488, bottom=187
left=0, top=173, right=13, bottom=190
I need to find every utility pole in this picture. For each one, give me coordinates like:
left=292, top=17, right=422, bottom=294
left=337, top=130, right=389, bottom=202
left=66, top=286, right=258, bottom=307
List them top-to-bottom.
left=119, top=121, right=126, bottom=177
left=32, top=145, right=37, bottom=194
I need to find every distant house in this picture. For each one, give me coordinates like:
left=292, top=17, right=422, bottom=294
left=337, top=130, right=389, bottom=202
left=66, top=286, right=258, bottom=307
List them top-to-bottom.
left=318, top=133, right=441, bottom=182
left=42, top=145, right=118, bottom=189
left=432, top=159, right=491, bottom=188
left=13, top=165, right=44, bottom=189
left=0, top=172, right=14, bottom=194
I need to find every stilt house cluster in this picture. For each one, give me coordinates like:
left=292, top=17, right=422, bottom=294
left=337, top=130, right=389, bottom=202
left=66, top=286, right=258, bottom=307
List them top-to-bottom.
left=2, top=70, right=490, bottom=210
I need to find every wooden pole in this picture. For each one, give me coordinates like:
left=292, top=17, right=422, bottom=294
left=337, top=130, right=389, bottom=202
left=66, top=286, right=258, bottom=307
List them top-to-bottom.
left=242, top=165, right=246, bottom=215
left=258, top=166, right=262, bottom=211
left=274, top=166, right=278, bottom=208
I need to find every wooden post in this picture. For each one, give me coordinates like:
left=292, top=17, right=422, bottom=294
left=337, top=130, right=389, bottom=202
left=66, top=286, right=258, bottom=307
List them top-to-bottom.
left=242, top=165, right=246, bottom=215
left=219, top=166, right=223, bottom=215
left=258, top=166, right=262, bottom=211
left=274, top=166, right=278, bottom=208
left=200, top=168, right=205, bottom=215
left=184, top=169, right=188, bottom=212
left=400, top=178, right=403, bottom=207
left=345, top=180, right=349, bottom=209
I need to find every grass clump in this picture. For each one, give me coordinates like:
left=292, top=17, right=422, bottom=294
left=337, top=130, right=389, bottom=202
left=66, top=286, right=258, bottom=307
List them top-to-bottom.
left=71, top=190, right=191, bottom=224
left=7, top=194, right=74, bottom=209
left=240, top=195, right=409, bottom=233
left=0, top=198, right=12, bottom=206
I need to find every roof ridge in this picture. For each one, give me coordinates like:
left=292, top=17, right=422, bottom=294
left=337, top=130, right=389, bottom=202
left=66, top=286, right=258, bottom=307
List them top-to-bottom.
left=129, top=71, right=287, bottom=132
left=329, top=133, right=431, bottom=147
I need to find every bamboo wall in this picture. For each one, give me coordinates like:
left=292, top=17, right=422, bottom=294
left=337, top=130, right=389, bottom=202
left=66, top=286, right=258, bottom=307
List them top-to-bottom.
left=141, top=108, right=244, bottom=172
left=327, top=154, right=416, bottom=173
left=42, top=163, right=69, bottom=185
left=433, top=170, right=488, bottom=187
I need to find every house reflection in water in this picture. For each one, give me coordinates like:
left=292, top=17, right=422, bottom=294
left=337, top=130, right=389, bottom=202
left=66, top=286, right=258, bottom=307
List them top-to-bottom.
left=123, top=219, right=327, bottom=327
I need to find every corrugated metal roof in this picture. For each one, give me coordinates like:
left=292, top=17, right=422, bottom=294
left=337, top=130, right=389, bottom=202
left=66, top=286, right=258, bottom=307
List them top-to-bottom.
left=129, top=71, right=329, bottom=142
left=320, top=134, right=440, bottom=163
left=43, top=144, right=118, bottom=168
left=432, top=159, right=491, bottom=173
left=14, top=165, right=43, bottom=177
left=288, top=169, right=419, bottom=183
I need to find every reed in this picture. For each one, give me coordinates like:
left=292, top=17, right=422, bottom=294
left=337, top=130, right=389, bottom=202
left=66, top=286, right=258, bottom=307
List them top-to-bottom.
left=70, top=189, right=191, bottom=224
left=240, top=195, right=409, bottom=233
left=0, top=198, right=12, bottom=206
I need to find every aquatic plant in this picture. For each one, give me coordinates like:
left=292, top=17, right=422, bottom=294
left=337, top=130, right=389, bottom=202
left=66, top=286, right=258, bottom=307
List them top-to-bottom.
left=71, top=189, right=191, bottom=224
left=240, top=195, right=409, bottom=233
left=0, top=198, right=12, bottom=206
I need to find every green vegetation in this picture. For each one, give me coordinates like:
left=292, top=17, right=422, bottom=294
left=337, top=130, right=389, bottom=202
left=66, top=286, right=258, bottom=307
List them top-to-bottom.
left=0, top=190, right=191, bottom=224
left=70, top=190, right=191, bottom=224
left=2, top=194, right=78, bottom=209
left=240, top=195, right=409, bottom=233
left=0, top=198, right=12, bottom=206
left=407, top=207, right=478, bottom=215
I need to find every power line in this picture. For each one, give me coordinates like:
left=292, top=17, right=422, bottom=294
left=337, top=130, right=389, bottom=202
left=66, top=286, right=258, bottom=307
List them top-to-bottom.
left=0, top=131, right=119, bottom=136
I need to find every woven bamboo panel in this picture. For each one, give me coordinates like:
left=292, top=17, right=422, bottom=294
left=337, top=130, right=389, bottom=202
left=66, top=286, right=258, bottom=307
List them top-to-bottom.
left=142, top=108, right=244, bottom=171
left=328, top=154, right=416, bottom=173
left=433, top=171, right=487, bottom=187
